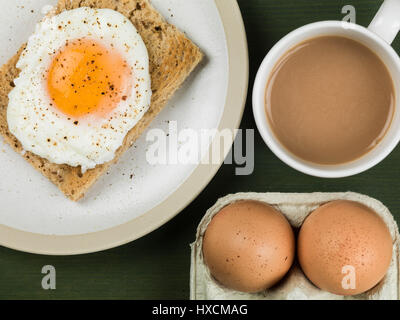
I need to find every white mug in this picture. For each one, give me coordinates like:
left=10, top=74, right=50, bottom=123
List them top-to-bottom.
left=252, top=0, right=400, bottom=178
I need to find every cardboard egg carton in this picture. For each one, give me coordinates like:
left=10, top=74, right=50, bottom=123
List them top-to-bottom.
left=190, top=192, right=400, bottom=300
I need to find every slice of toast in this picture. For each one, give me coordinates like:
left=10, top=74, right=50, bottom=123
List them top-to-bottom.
left=0, top=0, right=203, bottom=201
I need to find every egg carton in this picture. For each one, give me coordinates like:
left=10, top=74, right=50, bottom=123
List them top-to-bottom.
left=190, top=192, right=400, bottom=300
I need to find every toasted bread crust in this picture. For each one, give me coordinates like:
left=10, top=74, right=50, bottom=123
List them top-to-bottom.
left=0, top=0, right=203, bottom=201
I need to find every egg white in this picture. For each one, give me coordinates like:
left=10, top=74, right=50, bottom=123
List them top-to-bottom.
left=7, top=7, right=152, bottom=172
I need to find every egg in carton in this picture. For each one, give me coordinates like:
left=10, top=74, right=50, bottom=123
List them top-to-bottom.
left=190, top=192, right=400, bottom=300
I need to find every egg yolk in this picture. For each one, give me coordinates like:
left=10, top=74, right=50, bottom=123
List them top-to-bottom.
left=47, top=38, right=132, bottom=118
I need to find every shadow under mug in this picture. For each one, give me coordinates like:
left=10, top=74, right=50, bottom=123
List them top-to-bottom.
left=253, top=0, right=400, bottom=178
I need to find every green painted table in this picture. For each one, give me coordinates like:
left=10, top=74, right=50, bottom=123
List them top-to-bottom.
left=1, top=0, right=399, bottom=300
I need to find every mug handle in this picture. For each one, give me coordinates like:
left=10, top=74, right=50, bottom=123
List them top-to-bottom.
left=368, top=0, right=400, bottom=44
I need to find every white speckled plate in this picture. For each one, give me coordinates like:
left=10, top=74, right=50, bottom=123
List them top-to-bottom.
left=0, top=0, right=248, bottom=254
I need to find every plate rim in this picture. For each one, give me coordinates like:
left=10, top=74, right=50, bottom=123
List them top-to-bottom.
left=0, top=0, right=249, bottom=255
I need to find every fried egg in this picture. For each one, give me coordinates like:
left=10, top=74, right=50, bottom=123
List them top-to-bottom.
left=7, top=7, right=152, bottom=172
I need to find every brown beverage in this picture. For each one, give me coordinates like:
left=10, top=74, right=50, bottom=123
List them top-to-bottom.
left=265, top=36, right=395, bottom=165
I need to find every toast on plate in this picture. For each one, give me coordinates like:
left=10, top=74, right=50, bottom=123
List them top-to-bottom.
left=0, top=0, right=203, bottom=201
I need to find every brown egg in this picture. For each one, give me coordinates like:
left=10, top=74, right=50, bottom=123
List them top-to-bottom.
left=202, top=200, right=295, bottom=293
left=298, top=200, right=393, bottom=296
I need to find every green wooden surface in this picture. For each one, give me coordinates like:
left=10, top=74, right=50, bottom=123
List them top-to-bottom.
left=1, top=0, right=399, bottom=300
